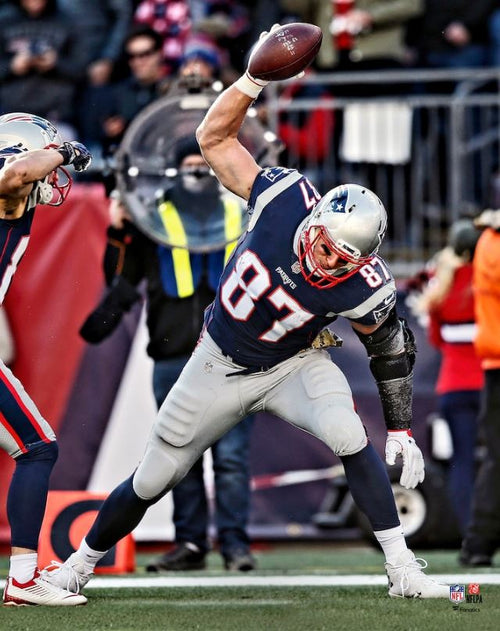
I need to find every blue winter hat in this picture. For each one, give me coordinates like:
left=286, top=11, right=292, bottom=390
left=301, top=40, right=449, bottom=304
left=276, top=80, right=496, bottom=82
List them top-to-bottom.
left=182, top=40, right=221, bottom=73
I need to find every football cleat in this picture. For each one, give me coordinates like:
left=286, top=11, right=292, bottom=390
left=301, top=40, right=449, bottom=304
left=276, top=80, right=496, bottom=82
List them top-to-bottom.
left=385, top=550, right=450, bottom=598
left=41, top=552, right=93, bottom=594
left=3, top=570, right=87, bottom=606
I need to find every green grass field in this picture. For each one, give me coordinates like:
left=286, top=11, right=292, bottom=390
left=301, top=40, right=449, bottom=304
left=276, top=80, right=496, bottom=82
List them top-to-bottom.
left=1, top=544, right=499, bottom=631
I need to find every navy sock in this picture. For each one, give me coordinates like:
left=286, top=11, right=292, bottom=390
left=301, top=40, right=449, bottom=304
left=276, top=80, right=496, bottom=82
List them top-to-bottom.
left=8, top=442, right=58, bottom=550
left=340, top=443, right=400, bottom=531
left=86, top=475, right=155, bottom=551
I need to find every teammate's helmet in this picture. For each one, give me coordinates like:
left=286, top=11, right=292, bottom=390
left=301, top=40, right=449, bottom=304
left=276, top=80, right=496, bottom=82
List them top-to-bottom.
left=0, top=112, right=71, bottom=205
left=299, top=183, right=387, bottom=289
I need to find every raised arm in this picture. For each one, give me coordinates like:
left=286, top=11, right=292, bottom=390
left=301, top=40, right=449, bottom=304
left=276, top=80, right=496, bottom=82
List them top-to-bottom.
left=197, top=22, right=318, bottom=200
left=196, top=83, right=262, bottom=201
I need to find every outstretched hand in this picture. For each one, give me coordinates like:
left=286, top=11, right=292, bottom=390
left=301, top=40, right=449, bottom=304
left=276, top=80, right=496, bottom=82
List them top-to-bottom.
left=385, top=429, right=425, bottom=489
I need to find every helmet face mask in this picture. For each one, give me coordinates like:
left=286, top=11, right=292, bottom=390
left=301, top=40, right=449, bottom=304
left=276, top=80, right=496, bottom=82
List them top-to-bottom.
left=0, top=112, right=72, bottom=206
left=42, top=166, right=72, bottom=206
left=299, top=183, right=388, bottom=289
left=300, top=225, right=362, bottom=288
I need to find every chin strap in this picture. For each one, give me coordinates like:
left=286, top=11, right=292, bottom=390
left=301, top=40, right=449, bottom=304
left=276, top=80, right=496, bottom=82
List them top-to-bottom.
left=35, top=166, right=73, bottom=206
left=35, top=180, right=53, bottom=205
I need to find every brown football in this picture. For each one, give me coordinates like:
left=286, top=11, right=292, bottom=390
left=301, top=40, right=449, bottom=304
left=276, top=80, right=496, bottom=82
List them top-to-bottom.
left=248, top=23, right=323, bottom=81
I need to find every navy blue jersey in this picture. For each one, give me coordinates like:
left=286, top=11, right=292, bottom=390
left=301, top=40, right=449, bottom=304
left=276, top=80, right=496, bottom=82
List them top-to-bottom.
left=205, top=167, right=396, bottom=367
left=0, top=201, right=35, bottom=305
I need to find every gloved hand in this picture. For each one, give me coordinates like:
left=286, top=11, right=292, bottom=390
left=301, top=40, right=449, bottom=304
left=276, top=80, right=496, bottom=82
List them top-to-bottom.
left=236, top=24, right=282, bottom=98
left=250, top=24, right=305, bottom=80
left=57, top=141, right=92, bottom=172
left=79, top=276, right=140, bottom=343
left=385, top=429, right=425, bottom=489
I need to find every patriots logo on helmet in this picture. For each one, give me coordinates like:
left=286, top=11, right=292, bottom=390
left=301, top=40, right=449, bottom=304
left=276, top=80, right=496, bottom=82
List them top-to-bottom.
left=0, top=112, right=59, bottom=136
left=0, top=143, right=25, bottom=155
left=331, top=197, right=347, bottom=213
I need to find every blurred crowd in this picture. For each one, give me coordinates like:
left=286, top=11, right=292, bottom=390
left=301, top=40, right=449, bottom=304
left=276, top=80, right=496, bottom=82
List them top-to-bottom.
left=1, top=1, right=500, bottom=168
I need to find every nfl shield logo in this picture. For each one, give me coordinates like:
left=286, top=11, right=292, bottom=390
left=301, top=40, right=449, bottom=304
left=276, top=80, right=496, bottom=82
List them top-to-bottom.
left=450, top=584, right=465, bottom=602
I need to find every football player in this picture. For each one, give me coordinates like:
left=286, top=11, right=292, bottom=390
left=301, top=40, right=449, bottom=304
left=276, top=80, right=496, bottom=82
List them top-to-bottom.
left=44, top=36, right=449, bottom=599
left=0, top=113, right=90, bottom=606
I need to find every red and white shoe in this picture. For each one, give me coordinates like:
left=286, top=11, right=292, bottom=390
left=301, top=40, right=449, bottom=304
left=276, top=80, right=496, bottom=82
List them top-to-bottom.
left=3, top=570, right=87, bottom=606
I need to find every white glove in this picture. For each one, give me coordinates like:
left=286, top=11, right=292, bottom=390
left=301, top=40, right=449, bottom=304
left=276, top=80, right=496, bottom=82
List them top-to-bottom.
left=247, top=23, right=282, bottom=85
left=257, top=23, right=281, bottom=44
left=237, top=24, right=304, bottom=98
left=254, top=24, right=305, bottom=79
left=385, top=430, right=425, bottom=489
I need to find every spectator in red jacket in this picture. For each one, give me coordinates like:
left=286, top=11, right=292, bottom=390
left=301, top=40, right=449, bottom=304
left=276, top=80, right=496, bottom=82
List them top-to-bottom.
left=414, top=218, right=483, bottom=535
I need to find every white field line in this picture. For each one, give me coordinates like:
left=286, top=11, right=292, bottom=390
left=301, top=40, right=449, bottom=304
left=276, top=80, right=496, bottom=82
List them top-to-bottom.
left=2, top=574, right=500, bottom=589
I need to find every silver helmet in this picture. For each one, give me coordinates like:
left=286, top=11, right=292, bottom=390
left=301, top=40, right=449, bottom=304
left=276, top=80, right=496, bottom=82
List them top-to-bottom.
left=0, top=112, right=71, bottom=205
left=299, top=183, right=387, bottom=288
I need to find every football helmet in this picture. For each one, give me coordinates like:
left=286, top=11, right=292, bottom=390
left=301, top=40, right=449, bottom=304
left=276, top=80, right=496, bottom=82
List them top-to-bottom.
left=0, top=112, right=71, bottom=205
left=298, top=183, right=387, bottom=288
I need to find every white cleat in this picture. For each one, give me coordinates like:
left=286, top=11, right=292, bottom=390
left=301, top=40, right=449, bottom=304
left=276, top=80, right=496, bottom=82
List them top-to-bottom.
left=385, top=550, right=450, bottom=598
left=41, top=552, right=93, bottom=594
left=3, top=570, right=87, bottom=606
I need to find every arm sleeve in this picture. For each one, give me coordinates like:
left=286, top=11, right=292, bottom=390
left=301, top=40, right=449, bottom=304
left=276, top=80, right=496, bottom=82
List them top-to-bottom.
left=354, top=307, right=417, bottom=430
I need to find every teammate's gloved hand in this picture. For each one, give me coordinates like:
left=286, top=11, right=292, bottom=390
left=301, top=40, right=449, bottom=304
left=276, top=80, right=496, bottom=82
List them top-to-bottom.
left=57, top=141, right=92, bottom=172
left=79, top=276, right=140, bottom=343
left=385, top=430, right=425, bottom=489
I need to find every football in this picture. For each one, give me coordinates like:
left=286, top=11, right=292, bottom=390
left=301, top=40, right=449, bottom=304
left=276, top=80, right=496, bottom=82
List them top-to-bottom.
left=248, top=23, right=323, bottom=81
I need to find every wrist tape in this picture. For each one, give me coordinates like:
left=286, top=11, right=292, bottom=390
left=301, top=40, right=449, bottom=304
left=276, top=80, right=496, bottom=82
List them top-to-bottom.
left=234, top=72, right=268, bottom=99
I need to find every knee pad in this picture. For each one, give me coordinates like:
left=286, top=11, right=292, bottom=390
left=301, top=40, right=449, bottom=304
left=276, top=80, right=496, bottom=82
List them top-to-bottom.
left=329, top=413, right=368, bottom=457
left=16, top=440, right=58, bottom=464
left=133, top=440, right=192, bottom=501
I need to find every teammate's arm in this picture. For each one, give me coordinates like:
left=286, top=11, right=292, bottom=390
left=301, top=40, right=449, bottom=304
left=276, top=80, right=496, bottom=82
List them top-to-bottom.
left=0, top=148, right=64, bottom=197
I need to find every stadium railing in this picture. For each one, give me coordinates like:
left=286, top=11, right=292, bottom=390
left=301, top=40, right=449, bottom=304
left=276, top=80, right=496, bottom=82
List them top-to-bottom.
left=265, top=67, right=500, bottom=277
